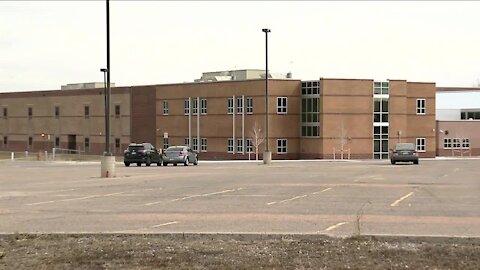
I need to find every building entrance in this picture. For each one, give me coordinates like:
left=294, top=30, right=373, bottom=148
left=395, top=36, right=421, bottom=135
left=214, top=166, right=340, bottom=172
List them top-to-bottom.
left=67, top=135, right=76, bottom=150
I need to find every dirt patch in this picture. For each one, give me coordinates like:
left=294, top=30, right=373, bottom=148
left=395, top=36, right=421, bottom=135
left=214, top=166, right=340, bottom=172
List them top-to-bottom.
left=0, top=234, right=479, bottom=269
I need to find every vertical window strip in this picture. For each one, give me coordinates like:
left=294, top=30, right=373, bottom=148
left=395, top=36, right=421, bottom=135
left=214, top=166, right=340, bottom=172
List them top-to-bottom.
left=201, top=99, right=207, bottom=114
left=163, top=100, right=169, bottom=115
left=201, top=138, right=207, bottom=152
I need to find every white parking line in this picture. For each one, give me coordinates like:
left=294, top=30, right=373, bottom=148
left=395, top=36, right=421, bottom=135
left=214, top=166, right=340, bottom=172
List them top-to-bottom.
left=267, top=187, right=332, bottom=205
left=311, top=187, right=332, bottom=195
left=144, top=188, right=243, bottom=206
left=170, top=188, right=243, bottom=202
left=390, top=191, right=414, bottom=207
left=26, top=192, right=124, bottom=206
left=151, top=221, right=179, bottom=228
left=321, top=222, right=348, bottom=232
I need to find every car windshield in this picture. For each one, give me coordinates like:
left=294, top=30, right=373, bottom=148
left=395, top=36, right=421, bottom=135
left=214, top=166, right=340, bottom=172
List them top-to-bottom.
left=395, top=143, right=415, bottom=151
left=128, top=145, right=145, bottom=151
left=166, top=147, right=184, bottom=152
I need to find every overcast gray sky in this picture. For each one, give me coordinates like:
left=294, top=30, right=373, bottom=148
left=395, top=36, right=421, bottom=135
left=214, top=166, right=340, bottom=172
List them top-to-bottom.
left=1, top=1, right=479, bottom=108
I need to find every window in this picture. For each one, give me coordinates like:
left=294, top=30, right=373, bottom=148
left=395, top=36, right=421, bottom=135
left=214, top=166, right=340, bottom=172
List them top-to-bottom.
left=301, top=81, right=320, bottom=95
left=374, top=81, right=389, bottom=95
left=227, top=97, right=234, bottom=114
left=236, top=97, right=244, bottom=114
left=245, top=97, right=253, bottom=114
left=277, top=97, right=287, bottom=114
left=301, top=97, right=320, bottom=137
left=374, top=98, right=389, bottom=123
left=184, top=99, right=190, bottom=115
left=192, top=99, right=198, bottom=115
left=201, top=99, right=207, bottom=115
left=416, top=99, right=426, bottom=115
left=163, top=100, right=169, bottom=115
left=84, top=105, right=90, bottom=118
left=115, top=105, right=120, bottom=118
left=54, top=106, right=60, bottom=119
left=2, top=107, right=6, bottom=118
left=28, top=107, right=33, bottom=118
left=460, top=110, right=480, bottom=120
left=302, top=126, right=319, bottom=137
left=374, top=126, right=389, bottom=159
left=3, top=136, right=7, bottom=146
left=28, top=136, right=33, bottom=147
left=55, top=137, right=60, bottom=147
left=192, top=137, right=198, bottom=152
left=446, top=137, right=470, bottom=149
left=85, top=138, right=90, bottom=151
left=115, top=138, right=120, bottom=149
left=163, top=138, right=169, bottom=150
left=184, top=138, right=190, bottom=147
left=201, top=138, right=207, bottom=152
left=227, top=138, right=234, bottom=153
left=416, top=138, right=426, bottom=152
left=443, top=138, right=452, bottom=149
left=453, top=138, right=461, bottom=148
left=462, top=138, right=470, bottom=149
left=236, top=139, right=243, bottom=153
left=246, top=139, right=253, bottom=153
left=277, top=139, right=287, bottom=154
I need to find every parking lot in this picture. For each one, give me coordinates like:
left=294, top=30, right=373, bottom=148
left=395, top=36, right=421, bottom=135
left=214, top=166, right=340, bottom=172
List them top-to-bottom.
left=0, top=159, right=479, bottom=237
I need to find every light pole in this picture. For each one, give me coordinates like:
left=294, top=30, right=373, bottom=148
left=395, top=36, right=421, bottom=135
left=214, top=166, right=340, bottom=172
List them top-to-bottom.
left=100, top=0, right=115, bottom=177
left=262, top=28, right=272, bottom=164
left=100, top=68, right=108, bottom=152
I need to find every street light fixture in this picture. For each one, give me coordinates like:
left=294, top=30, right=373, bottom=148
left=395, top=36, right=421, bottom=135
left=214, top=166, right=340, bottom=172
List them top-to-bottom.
left=262, top=28, right=272, bottom=164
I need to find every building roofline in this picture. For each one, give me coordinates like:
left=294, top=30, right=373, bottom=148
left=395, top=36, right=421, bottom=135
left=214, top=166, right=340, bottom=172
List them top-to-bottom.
left=132, top=78, right=300, bottom=88
left=436, top=87, right=480, bottom=92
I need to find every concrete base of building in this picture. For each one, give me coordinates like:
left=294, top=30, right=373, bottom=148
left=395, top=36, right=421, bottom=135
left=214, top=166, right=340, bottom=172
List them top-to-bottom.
left=263, top=151, right=272, bottom=164
left=100, top=156, right=116, bottom=178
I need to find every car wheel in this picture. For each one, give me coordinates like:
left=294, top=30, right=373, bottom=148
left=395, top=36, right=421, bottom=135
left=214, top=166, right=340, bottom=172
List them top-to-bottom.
left=184, top=158, right=189, bottom=166
left=414, top=160, right=419, bottom=165
left=124, top=162, right=130, bottom=167
left=163, top=162, right=168, bottom=166
left=137, top=163, right=141, bottom=166
left=173, top=163, right=177, bottom=166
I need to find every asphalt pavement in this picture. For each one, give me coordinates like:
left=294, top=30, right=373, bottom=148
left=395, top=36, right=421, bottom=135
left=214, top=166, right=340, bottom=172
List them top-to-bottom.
left=0, top=158, right=479, bottom=237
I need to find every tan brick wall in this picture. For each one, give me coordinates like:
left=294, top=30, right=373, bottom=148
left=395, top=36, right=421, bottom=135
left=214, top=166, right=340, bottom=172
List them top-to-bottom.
left=320, top=79, right=373, bottom=158
left=0, top=88, right=131, bottom=155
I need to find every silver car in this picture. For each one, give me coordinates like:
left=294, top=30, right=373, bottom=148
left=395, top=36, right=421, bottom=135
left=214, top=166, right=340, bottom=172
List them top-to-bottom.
left=162, top=146, right=198, bottom=166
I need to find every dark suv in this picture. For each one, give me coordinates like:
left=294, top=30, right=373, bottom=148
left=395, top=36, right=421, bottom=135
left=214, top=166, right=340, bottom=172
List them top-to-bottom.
left=124, top=143, right=162, bottom=167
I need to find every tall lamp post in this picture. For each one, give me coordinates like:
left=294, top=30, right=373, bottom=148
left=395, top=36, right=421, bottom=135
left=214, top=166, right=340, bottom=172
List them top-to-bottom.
left=100, top=0, right=115, bottom=177
left=262, top=28, right=272, bottom=164
left=100, top=68, right=108, bottom=151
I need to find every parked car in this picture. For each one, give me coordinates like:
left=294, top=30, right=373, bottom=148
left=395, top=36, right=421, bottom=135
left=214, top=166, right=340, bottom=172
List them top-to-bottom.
left=124, top=143, right=162, bottom=167
left=390, top=143, right=419, bottom=165
left=162, top=146, right=198, bottom=166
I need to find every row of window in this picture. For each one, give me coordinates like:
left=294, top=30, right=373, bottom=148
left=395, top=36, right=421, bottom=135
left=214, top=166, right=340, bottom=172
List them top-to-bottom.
left=162, top=97, right=290, bottom=116
left=227, top=97, right=254, bottom=114
left=1, top=105, right=121, bottom=119
left=460, top=111, right=480, bottom=120
left=1, top=136, right=122, bottom=151
left=161, top=137, right=289, bottom=154
left=227, top=138, right=287, bottom=154
left=443, top=138, right=470, bottom=149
